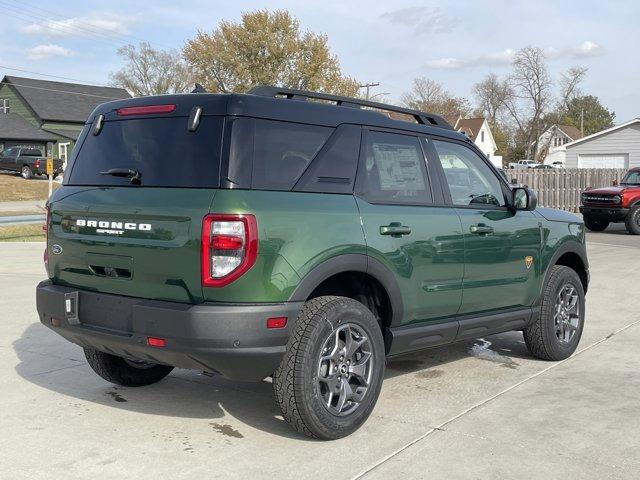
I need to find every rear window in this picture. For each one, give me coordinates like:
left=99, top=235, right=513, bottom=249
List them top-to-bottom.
left=67, top=116, right=223, bottom=187
left=23, top=148, right=42, bottom=156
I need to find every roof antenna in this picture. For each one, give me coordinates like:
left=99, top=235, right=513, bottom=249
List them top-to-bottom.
left=191, top=83, right=207, bottom=94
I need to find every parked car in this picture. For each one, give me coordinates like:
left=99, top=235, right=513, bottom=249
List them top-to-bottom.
left=36, top=87, right=589, bottom=439
left=0, top=147, right=64, bottom=179
left=509, top=159, right=538, bottom=169
left=551, top=160, right=565, bottom=169
left=533, top=164, right=554, bottom=169
left=580, top=167, right=640, bottom=234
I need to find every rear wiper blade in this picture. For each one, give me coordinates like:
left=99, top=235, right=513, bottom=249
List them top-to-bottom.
left=100, top=168, right=142, bottom=184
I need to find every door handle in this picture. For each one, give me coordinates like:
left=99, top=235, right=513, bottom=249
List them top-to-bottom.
left=380, top=223, right=411, bottom=237
left=469, top=224, right=494, bottom=235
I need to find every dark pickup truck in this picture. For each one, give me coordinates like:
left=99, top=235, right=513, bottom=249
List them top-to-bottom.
left=0, top=147, right=64, bottom=179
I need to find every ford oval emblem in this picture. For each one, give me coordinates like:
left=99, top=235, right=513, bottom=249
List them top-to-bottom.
left=51, top=244, right=63, bottom=255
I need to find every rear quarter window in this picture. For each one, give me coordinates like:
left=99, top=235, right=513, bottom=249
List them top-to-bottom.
left=67, top=116, right=223, bottom=188
left=252, top=119, right=333, bottom=191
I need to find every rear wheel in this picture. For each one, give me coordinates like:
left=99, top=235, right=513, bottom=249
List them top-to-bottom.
left=21, top=166, right=32, bottom=179
left=624, top=206, right=640, bottom=235
left=583, top=215, right=609, bottom=232
left=524, top=266, right=585, bottom=361
left=273, top=296, right=385, bottom=440
left=84, top=348, right=174, bottom=386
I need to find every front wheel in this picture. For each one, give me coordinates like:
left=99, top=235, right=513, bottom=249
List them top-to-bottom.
left=21, top=166, right=33, bottom=179
left=624, top=206, right=640, bottom=235
left=583, top=215, right=609, bottom=232
left=524, top=266, right=585, bottom=361
left=273, top=296, right=385, bottom=440
left=84, top=348, right=174, bottom=386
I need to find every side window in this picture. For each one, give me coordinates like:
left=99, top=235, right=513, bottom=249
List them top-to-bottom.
left=252, top=119, right=332, bottom=191
left=294, top=124, right=361, bottom=194
left=358, top=131, right=432, bottom=204
left=432, top=140, right=506, bottom=207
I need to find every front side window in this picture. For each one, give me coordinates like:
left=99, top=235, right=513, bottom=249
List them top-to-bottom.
left=252, top=120, right=332, bottom=191
left=358, top=131, right=432, bottom=204
left=433, top=140, right=505, bottom=207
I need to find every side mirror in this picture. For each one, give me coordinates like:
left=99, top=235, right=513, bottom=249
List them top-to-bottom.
left=612, top=179, right=618, bottom=186
left=512, top=187, right=537, bottom=211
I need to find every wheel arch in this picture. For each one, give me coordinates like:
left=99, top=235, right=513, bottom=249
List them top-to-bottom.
left=537, top=241, right=589, bottom=305
left=288, top=254, right=404, bottom=334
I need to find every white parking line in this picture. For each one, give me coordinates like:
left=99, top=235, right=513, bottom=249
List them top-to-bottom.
left=353, top=318, right=640, bottom=480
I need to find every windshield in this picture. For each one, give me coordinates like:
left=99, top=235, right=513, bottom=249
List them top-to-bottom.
left=67, top=116, right=223, bottom=188
left=621, top=171, right=640, bottom=185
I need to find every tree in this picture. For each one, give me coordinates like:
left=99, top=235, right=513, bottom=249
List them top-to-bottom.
left=182, top=10, right=359, bottom=96
left=110, top=42, right=193, bottom=96
left=503, top=47, right=553, bottom=161
left=559, top=66, right=588, bottom=109
left=472, top=73, right=511, bottom=127
left=401, top=77, right=470, bottom=124
left=560, top=95, right=615, bottom=136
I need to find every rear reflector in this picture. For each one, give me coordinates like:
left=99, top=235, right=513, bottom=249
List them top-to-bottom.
left=117, top=104, right=176, bottom=116
left=267, top=317, right=287, bottom=329
left=147, top=337, right=166, bottom=347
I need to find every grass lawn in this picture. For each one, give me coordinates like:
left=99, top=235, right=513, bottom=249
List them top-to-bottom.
left=0, top=173, right=60, bottom=201
left=0, top=223, right=45, bottom=242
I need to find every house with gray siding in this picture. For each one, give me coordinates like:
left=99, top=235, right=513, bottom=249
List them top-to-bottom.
left=0, top=75, right=130, bottom=167
left=565, top=118, right=640, bottom=169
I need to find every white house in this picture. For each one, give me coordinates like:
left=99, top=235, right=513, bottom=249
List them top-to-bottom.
left=454, top=117, right=502, bottom=168
left=565, top=118, right=640, bottom=169
left=534, top=125, right=583, bottom=166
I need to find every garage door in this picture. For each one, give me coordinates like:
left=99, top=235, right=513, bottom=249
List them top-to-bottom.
left=578, top=154, right=629, bottom=169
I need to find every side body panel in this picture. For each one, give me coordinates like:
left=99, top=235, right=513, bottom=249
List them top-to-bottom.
left=201, top=189, right=366, bottom=303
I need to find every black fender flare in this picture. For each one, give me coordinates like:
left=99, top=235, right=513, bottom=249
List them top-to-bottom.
left=535, top=240, right=589, bottom=306
left=288, top=253, right=404, bottom=327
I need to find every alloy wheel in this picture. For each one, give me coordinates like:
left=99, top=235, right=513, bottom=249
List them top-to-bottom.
left=554, top=283, right=580, bottom=344
left=316, top=323, right=373, bottom=416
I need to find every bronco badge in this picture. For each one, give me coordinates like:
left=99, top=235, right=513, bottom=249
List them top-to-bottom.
left=525, top=255, right=534, bottom=269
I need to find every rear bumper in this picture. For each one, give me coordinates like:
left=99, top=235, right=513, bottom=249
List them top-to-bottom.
left=579, top=206, right=629, bottom=222
left=36, top=281, right=302, bottom=381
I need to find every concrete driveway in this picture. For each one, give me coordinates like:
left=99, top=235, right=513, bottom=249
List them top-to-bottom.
left=0, top=236, right=638, bottom=480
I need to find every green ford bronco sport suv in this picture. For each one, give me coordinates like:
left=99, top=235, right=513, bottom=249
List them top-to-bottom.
left=36, top=87, right=589, bottom=439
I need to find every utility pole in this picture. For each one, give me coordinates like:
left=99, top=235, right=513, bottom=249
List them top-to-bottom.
left=359, top=82, right=380, bottom=101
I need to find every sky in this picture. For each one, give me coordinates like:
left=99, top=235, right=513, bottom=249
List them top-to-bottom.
left=0, top=0, right=638, bottom=121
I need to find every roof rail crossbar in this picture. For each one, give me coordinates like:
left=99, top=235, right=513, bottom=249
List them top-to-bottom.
left=247, top=85, right=452, bottom=129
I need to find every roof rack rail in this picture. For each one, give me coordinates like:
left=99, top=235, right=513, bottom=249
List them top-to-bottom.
left=247, top=85, right=452, bottom=129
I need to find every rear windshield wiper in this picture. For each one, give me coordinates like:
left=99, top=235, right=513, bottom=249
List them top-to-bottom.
left=100, top=168, right=142, bottom=185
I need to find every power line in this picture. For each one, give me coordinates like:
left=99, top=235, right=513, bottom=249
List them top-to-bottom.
left=1, top=0, right=173, bottom=50
left=0, top=65, right=108, bottom=87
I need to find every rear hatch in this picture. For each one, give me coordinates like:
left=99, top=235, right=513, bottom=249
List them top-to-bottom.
left=48, top=104, right=224, bottom=304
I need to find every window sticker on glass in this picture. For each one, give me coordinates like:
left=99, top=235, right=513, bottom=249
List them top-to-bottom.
left=371, top=143, right=425, bottom=191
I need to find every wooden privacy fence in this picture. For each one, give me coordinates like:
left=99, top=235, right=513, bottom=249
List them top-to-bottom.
left=507, top=168, right=627, bottom=212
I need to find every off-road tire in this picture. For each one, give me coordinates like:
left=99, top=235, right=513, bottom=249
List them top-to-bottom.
left=21, top=166, right=32, bottom=180
left=624, top=206, right=640, bottom=235
left=583, top=215, right=608, bottom=232
left=524, top=266, right=585, bottom=361
left=273, top=296, right=385, bottom=440
left=84, top=348, right=174, bottom=386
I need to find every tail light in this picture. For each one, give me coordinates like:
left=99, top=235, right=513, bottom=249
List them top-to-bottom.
left=35, top=159, right=40, bottom=168
left=201, top=214, right=258, bottom=287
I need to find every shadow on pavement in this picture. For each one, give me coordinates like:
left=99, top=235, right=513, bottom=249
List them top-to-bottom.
left=13, top=321, right=531, bottom=439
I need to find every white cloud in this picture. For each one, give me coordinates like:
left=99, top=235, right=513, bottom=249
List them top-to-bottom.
left=380, top=6, right=456, bottom=34
left=21, top=13, right=134, bottom=39
left=426, top=41, right=602, bottom=70
left=26, top=44, right=75, bottom=61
